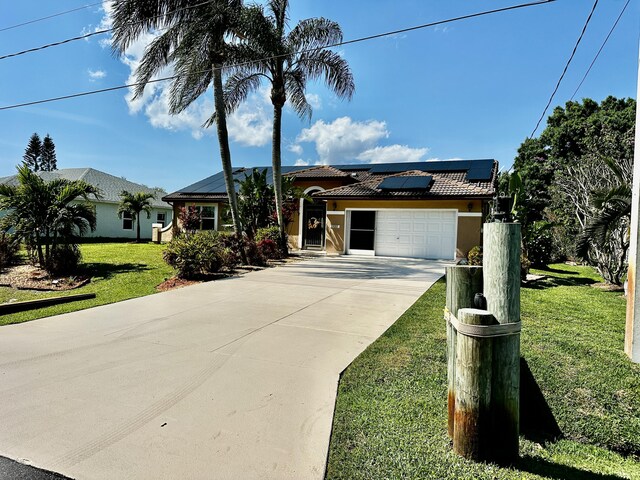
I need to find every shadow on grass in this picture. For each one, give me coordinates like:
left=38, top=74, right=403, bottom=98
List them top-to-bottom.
left=82, top=262, right=151, bottom=280
left=535, top=266, right=577, bottom=275
left=523, top=275, right=596, bottom=290
left=520, top=358, right=562, bottom=444
left=516, top=457, right=626, bottom=480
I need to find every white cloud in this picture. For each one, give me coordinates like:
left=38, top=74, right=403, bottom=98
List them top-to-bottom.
left=95, top=2, right=270, bottom=145
left=87, top=69, right=107, bottom=81
left=306, top=93, right=322, bottom=111
left=227, top=94, right=272, bottom=147
left=296, top=117, right=388, bottom=163
left=288, top=144, right=303, bottom=155
left=357, top=145, right=429, bottom=164
left=294, top=159, right=310, bottom=166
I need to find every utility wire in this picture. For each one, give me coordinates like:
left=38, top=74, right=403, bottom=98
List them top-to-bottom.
left=0, top=0, right=556, bottom=112
left=0, top=0, right=217, bottom=61
left=530, top=0, right=599, bottom=138
left=570, top=0, right=631, bottom=101
left=0, top=2, right=104, bottom=33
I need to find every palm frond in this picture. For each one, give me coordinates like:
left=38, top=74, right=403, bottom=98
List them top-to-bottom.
left=287, top=17, right=343, bottom=51
left=295, top=49, right=354, bottom=100
left=284, top=69, right=311, bottom=120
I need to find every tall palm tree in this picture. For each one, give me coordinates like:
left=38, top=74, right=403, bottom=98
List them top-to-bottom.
left=110, top=0, right=246, bottom=249
left=225, top=0, right=355, bottom=251
left=0, top=165, right=98, bottom=268
left=118, top=190, right=156, bottom=242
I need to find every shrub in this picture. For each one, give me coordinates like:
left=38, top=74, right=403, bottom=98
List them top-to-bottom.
left=178, top=205, right=201, bottom=234
left=525, top=220, right=556, bottom=267
left=255, top=226, right=281, bottom=243
left=256, top=226, right=285, bottom=259
left=163, top=231, right=236, bottom=279
left=221, top=232, right=267, bottom=267
left=0, top=233, right=20, bottom=269
left=258, top=239, right=280, bottom=260
left=46, top=243, right=82, bottom=275
left=467, top=246, right=482, bottom=265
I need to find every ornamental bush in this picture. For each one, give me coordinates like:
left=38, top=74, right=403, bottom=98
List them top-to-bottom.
left=255, top=226, right=285, bottom=259
left=163, top=231, right=236, bottom=279
left=0, top=233, right=20, bottom=270
left=46, top=243, right=82, bottom=276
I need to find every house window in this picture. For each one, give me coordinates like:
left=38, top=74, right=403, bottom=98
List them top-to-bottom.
left=197, top=206, right=216, bottom=230
left=122, top=211, right=133, bottom=230
left=157, top=212, right=166, bottom=227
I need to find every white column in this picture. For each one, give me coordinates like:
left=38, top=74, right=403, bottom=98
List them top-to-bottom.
left=625, top=40, right=640, bottom=363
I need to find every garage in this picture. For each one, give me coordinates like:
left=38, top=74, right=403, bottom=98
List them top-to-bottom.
left=347, top=209, right=457, bottom=260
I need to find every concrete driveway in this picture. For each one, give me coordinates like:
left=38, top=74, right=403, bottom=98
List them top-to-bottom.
left=0, top=256, right=447, bottom=480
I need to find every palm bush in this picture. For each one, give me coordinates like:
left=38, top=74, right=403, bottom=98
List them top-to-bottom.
left=0, top=165, right=97, bottom=273
left=118, top=190, right=156, bottom=242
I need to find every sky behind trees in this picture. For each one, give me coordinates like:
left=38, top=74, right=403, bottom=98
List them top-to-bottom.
left=0, top=0, right=637, bottom=191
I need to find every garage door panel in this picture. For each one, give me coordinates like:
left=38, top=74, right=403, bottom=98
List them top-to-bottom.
left=374, top=210, right=456, bottom=260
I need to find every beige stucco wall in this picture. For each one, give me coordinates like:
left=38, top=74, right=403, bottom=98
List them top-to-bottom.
left=326, top=213, right=345, bottom=254
left=456, top=216, right=483, bottom=258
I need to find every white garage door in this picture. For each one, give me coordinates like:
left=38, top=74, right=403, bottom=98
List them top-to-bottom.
left=375, top=210, right=456, bottom=260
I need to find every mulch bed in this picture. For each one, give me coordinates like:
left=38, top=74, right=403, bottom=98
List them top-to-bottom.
left=0, top=265, right=89, bottom=291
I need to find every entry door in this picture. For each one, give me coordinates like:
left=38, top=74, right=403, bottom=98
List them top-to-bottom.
left=302, top=201, right=326, bottom=248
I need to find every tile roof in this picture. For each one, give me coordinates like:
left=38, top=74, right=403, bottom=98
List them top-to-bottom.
left=163, top=159, right=498, bottom=202
left=286, top=165, right=351, bottom=179
left=0, top=168, right=171, bottom=208
left=313, top=170, right=495, bottom=199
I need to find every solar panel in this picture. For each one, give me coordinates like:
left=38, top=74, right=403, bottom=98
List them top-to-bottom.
left=378, top=176, right=432, bottom=191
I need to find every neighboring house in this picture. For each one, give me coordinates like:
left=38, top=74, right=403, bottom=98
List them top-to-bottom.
left=163, top=159, right=498, bottom=260
left=0, top=168, right=173, bottom=240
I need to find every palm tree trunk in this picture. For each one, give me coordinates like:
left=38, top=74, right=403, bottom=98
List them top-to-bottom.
left=212, top=64, right=247, bottom=264
left=272, top=103, right=287, bottom=254
left=136, top=213, right=141, bottom=242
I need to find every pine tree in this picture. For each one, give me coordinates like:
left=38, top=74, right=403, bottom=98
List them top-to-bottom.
left=23, top=133, right=42, bottom=171
left=41, top=134, right=57, bottom=171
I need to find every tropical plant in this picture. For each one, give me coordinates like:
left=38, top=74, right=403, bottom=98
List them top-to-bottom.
left=110, top=0, right=247, bottom=261
left=226, top=0, right=355, bottom=249
left=576, top=158, right=632, bottom=285
left=0, top=165, right=98, bottom=272
left=236, top=169, right=274, bottom=238
left=118, top=190, right=156, bottom=243
left=178, top=205, right=202, bottom=235
left=0, top=233, right=20, bottom=269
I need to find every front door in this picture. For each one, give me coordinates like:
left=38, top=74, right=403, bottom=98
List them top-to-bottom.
left=302, top=200, right=326, bottom=249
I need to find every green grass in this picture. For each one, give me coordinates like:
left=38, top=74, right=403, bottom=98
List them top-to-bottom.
left=0, top=242, right=174, bottom=326
left=326, top=264, right=640, bottom=480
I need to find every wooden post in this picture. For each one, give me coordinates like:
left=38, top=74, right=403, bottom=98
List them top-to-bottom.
left=483, top=222, right=521, bottom=463
left=445, top=266, right=483, bottom=438
left=453, top=308, right=495, bottom=460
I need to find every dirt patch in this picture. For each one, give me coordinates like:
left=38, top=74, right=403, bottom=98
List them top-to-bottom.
left=0, top=265, right=89, bottom=291
left=156, top=277, right=201, bottom=292
left=591, top=282, right=624, bottom=292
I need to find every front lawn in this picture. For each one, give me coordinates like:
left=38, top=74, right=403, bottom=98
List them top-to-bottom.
left=0, top=242, right=174, bottom=326
left=326, top=264, right=640, bottom=479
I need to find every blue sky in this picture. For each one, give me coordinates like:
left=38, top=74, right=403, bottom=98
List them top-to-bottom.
left=0, top=0, right=638, bottom=192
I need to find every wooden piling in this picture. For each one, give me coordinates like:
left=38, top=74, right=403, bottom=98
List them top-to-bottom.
left=483, top=222, right=521, bottom=463
left=445, top=266, right=483, bottom=438
left=453, top=308, right=495, bottom=461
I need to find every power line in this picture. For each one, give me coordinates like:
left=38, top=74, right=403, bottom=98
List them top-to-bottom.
left=0, top=0, right=556, bottom=112
left=0, top=0, right=217, bottom=62
left=530, top=0, right=599, bottom=138
left=570, top=0, right=631, bottom=101
left=0, top=2, right=104, bottom=33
